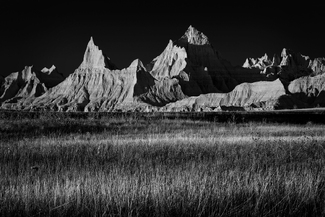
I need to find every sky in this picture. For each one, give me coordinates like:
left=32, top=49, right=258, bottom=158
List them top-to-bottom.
left=1, top=2, right=324, bottom=77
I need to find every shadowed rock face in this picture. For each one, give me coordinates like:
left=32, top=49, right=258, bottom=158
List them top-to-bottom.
left=1, top=26, right=325, bottom=111
left=146, top=26, right=282, bottom=98
left=37, top=65, right=65, bottom=88
left=275, top=74, right=325, bottom=109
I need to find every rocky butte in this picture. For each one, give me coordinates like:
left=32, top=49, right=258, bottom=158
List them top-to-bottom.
left=1, top=26, right=325, bottom=111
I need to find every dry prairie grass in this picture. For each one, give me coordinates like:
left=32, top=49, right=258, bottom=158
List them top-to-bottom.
left=1, top=115, right=325, bottom=216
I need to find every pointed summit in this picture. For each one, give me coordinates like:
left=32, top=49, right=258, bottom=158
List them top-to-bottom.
left=181, top=25, right=209, bottom=45
left=79, top=37, right=119, bottom=70
left=80, top=37, right=106, bottom=69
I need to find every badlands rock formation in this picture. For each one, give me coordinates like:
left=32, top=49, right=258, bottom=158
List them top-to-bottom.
left=1, top=25, right=325, bottom=111
left=80, top=37, right=118, bottom=70
left=27, top=39, right=154, bottom=111
left=243, top=49, right=325, bottom=80
left=243, top=49, right=325, bottom=109
left=0, top=66, right=47, bottom=109
left=275, top=73, right=325, bottom=109
left=161, top=79, right=286, bottom=112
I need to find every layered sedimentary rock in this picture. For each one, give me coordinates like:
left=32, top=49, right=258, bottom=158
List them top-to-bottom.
left=1, top=25, right=325, bottom=112
left=149, top=25, right=279, bottom=96
left=175, top=26, right=238, bottom=93
left=80, top=37, right=118, bottom=70
left=26, top=38, right=155, bottom=111
left=147, top=40, right=187, bottom=79
left=241, top=49, right=325, bottom=109
left=243, top=49, right=325, bottom=81
left=310, top=58, right=325, bottom=76
left=0, top=66, right=47, bottom=109
left=275, top=74, right=325, bottom=109
left=139, top=77, right=186, bottom=106
left=161, top=79, right=285, bottom=111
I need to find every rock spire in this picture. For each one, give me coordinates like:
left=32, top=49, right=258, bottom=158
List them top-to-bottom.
left=180, top=25, right=210, bottom=45
left=80, top=37, right=118, bottom=70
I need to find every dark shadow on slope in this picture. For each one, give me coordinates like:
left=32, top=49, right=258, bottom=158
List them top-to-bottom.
left=176, top=40, right=280, bottom=94
left=103, top=53, right=119, bottom=70
left=133, top=69, right=155, bottom=96
left=35, top=70, right=65, bottom=89
left=275, top=90, right=325, bottom=110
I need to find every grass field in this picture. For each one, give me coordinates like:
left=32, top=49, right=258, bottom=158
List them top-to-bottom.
left=1, top=113, right=325, bottom=216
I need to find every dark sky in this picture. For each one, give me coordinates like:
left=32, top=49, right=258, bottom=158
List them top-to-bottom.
left=1, top=2, right=324, bottom=77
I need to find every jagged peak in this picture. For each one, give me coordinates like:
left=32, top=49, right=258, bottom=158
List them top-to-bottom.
left=181, top=25, right=209, bottom=45
left=80, top=37, right=107, bottom=69
left=166, top=39, right=174, bottom=49
left=281, top=48, right=291, bottom=57
left=242, top=53, right=273, bottom=69
left=261, top=53, right=269, bottom=60
left=272, top=53, right=281, bottom=66
left=243, top=58, right=252, bottom=68
left=129, top=59, right=145, bottom=70
left=6, top=65, right=36, bottom=81
left=23, top=65, right=33, bottom=70
left=41, top=65, right=56, bottom=74
left=22, top=66, right=35, bottom=78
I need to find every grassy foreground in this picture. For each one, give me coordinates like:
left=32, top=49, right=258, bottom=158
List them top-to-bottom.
left=1, top=115, right=325, bottom=216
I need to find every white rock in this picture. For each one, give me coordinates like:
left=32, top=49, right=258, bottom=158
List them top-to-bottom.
left=180, top=25, right=210, bottom=45
left=148, top=40, right=187, bottom=79
left=41, top=65, right=57, bottom=74
left=0, top=66, right=47, bottom=109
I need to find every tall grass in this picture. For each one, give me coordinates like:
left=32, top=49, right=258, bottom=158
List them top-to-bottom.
left=1, top=116, right=325, bottom=216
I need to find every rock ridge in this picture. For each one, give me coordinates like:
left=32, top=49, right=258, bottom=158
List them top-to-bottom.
left=1, top=26, right=325, bottom=111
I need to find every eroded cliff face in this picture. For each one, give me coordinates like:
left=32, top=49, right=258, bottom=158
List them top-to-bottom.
left=149, top=25, right=280, bottom=96
left=1, top=26, right=325, bottom=112
left=80, top=37, right=118, bottom=70
left=28, top=38, right=155, bottom=111
left=147, top=40, right=187, bottom=79
left=243, top=48, right=325, bottom=81
left=0, top=66, right=48, bottom=110
left=274, top=74, right=325, bottom=109
left=160, top=79, right=286, bottom=112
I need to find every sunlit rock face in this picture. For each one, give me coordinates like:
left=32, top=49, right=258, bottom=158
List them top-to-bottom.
left=180, top=25, right=210, bottom=45
left=1, top=26, right=325, bottom=111
left=80, top=37, right=118, bottom=70
left=28, top=38, right=154, bottom=111
left=147, top=40, right=187, bottom=79
left=243, top=48, right=325, bottom=81
left=242, top=49, right=325, bottom=110
left=243, top=53, right=273, bottom=69
left=309, top=58, right=325, bottom=76
left=0, top=66, right=47, bottom=110
left=276, top=74, right=325, bottom=109
left=160, top=79, right=286, bottom=111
